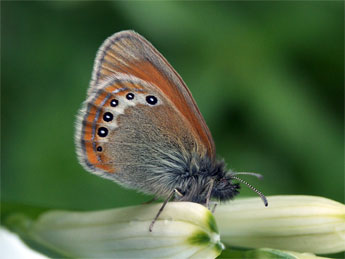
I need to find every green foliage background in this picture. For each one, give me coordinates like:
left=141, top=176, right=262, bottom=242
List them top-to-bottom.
left=2, top=2, right=344, bottom=213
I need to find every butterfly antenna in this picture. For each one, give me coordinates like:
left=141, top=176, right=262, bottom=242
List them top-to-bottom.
left=231, top=172, right=264, bottom=179
left=230, top=175, right=268, bottom=207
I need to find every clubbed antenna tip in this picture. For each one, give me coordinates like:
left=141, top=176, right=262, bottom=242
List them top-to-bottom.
left=230, top=175, right=268, bottom=207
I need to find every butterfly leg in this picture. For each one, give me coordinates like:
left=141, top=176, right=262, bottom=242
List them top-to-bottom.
left=205, top=179, right=215, bottom=209
left=149, top=188, right=183, bottom=232
left=211, top=202, right=218, bottom=213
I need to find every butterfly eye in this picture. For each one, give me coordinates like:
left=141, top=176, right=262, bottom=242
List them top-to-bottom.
left=126, top=93, right=134, bottom=100
left=146, top=95, right=158, bottom=105
left=110, top=99, right=118, bottom=107
left=103, top=112, right=113, bottom=122
left=98, top=127, right=108, bottom=137
left=96, top=146, right=103, bottom=152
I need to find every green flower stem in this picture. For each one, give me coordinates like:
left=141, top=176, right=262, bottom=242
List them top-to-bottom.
left=215, top=195, right=345, bottom=254
left=219, top=248, right=329, bottom=259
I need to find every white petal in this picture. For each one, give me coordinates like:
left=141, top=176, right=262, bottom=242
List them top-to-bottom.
left=0, top=227, right=47, bottom=259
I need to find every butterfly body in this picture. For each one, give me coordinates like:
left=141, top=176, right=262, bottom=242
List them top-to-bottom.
left=76, top=30, right=241, bottom=205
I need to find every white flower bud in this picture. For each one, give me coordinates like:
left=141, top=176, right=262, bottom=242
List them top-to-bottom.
left=215, top=195, right=345, bottom=254
left=20, top=202, right=223, bottom=258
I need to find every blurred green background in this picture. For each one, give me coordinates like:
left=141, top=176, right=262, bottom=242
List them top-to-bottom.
left=2, top=1, right=344, bottom=213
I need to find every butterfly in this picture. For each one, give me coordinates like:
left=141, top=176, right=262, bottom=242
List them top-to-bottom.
left=75, top=30, right=267, bottom=231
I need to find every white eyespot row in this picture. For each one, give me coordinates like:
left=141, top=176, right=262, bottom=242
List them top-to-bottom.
left=79, top=75, right=163, bottom=148
left=96, top=90, right=162, bottom=138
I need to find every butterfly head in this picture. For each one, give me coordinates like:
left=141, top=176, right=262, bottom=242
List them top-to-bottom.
left=174, top=155, right=267, bottom=206
left=175, top=157, right=240, bottom=204
left=209, top=166, right=267, bottom=206
left=211, top=171, right=241, bottom=201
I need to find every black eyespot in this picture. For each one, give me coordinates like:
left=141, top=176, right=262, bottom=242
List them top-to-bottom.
left=126, top=93, right=134, bottom=100
left=146, top=95, right=158, bottom=105
left=110, top=99, right=118, bottom=107
left=103, top=112, right=113, bottom=122
left=98, top=127, right=108, bottom=137
left=97, top=146, right=102, bottom=152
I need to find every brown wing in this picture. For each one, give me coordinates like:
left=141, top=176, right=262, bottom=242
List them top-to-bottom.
left=89, top=30, right=215, bottom=158
left=76, top=77, right=209, bottom=198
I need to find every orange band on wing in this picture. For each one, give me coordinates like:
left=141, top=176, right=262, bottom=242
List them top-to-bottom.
left=81, top=82, right=140, bottom=174
left=82, top=88, right=113, bottom=172
left=83, top=140, right=114, bottom=173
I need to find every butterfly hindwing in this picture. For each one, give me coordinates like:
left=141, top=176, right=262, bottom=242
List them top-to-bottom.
left=76, top=75, right=209, bottom=196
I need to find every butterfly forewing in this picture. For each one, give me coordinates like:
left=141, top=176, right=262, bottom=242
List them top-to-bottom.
left=89, top=30, right=215, bottom=157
